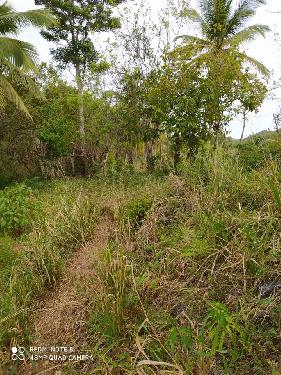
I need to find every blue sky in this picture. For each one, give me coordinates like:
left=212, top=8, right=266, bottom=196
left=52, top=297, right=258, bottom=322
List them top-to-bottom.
left=8, top=0, right=281, bottom=139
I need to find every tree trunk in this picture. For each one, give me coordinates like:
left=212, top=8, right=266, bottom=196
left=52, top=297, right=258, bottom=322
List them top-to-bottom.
left=75, top=64, right=86, bottom=175
left=75, top=65, right=85, bottom=142
left=240, top=111, right=246, bottom=143
left=212, top=120, right=221, bottom=149
left=173, top=136, right=181, bottom=171
left=145, top=141, right=154, bottom=172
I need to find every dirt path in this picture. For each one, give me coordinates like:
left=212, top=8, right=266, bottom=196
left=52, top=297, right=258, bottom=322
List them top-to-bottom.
left=20, top=217, right=113, bottom=375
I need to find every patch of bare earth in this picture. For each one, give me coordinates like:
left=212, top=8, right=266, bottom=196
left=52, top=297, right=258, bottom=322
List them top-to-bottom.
left=20, top=217, right=113, bottom=375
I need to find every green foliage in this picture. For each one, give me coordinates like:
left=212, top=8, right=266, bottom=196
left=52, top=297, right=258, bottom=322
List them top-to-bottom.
left=171, top=0, right=269, bottom=142
left=0, top=1, right=55, bottom=116
left=147, top=47, right=267, bottom=167
left=146, top=51, right=209, bottom=157
left=36, top=77, right=78, bottom=158
left=0, top=101, right=39, bottom=184
left=238, top=132, right=281, bottom=171
left=0, top=184, right=36, bottom=235
left=120, top=196, right=153, bottom=231
left=181, top=235, right=211, bottom=257
left=0, top=236, right=17, bottom=291
left=202, top=302, right=244, bottom=356
left=167, top=326, right=193, bottom=353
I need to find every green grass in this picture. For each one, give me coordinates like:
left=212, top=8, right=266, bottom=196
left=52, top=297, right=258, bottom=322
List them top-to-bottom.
left=1, top=145, right=280, bottom=374
left=87, top=145, right=281, bottom=374
left=0, top=174, right=168, bottom=370
left=0, top=179, right=99, bottom=366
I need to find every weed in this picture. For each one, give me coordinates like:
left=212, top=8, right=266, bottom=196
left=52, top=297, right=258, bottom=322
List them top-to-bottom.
left=0, top=184, right=37, bottom=236
left=120, top=196, right=153, bottom=233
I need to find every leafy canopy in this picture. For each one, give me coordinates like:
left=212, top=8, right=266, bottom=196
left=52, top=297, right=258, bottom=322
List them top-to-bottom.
left=34, top=0, right=126, bottom=73
left=180, top=0, right=270, bottom=75
left=0, top=1, right=55, bottom=117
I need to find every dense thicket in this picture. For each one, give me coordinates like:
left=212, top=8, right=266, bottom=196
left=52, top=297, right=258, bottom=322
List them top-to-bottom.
left=0, top=0, right=272, bottom=183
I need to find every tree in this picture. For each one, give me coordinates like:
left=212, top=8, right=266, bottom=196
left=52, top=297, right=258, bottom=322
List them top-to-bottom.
left=34, top=0, right=126, bottom=174
left=112, top=0, right=191, bottom=171
left=178, top=0, right=270, bottom=136
left=181, top=0, right=269, bottom=70
left=0, top=1, right=54, bottom=118
left=147, top=45, right=267, bottom=168
left=146, top=46, right=212, bottom=168
left=273, top=108, right=281, bottom=132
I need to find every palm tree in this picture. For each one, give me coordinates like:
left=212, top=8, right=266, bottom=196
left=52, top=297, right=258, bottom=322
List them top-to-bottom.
left=177, top=0, right=269, bottom=139
left=180, top=0, right=270, bottom=75
left=0, top=1, right=54, bottom=118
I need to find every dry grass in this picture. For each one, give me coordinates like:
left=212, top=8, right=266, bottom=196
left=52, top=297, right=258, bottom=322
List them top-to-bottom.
left=19, top=214, right=114, bottom=375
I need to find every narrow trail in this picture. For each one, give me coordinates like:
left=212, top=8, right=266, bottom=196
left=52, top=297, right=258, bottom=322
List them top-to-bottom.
left=20, top=216, right=113, bottom=375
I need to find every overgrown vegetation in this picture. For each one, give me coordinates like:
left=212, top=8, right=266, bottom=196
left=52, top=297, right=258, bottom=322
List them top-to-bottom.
left=0, top=0, right=280, bottom=373
left=89, top=144, right=281, bottom=374
left=0, top=181, right=98, bottom=366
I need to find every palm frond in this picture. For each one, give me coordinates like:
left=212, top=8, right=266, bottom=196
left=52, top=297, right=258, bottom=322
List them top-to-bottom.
left=184, top=0, right=269, bottom=77
left=199, top=0, right=232, bottom=39
left=227, top=0, right=266, bottom=35
left=0, top=1, right=55, bottom=35
left=0, top=1, right=51, bottom=117
left=181, top=7, right=204, bottom=24
left=226, top=24, right=270, bottom=46
left=175, top=34, right=207, bottom=47
left=0, top=36, right=38, bottom=70
left=237, top=51, right=270, bottom=76
left=0, top=58, right=45, bottom=100
left=0, top=74, right=32, bottom=119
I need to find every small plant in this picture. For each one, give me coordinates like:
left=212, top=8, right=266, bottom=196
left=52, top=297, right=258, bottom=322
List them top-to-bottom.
left=267, top=176, right=281, bottom=212
left=0, top=184, right=37, bottom=235
left=120, top=196, right=153, bottom=232
left=0, top=236, right=17, bottom=292
left=91, top=244, right=132, bottom=343
left=104, top=247, right=129, bottom=334
left=201, top=302, right=244, bottom=356
left=166, top=326, right=193, bottom=353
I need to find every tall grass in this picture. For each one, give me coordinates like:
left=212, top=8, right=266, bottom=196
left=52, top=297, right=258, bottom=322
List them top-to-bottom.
left=1, top=142, right=280, bottom=374
left=89, top=143, right=281, bottom=374
left=0, top=181, right=98, bottom=366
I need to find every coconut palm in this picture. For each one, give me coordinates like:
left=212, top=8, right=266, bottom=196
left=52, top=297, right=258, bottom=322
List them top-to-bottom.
left=180, top=0, right=270, bottom=75
left=0, top=1, right=55, bottom=118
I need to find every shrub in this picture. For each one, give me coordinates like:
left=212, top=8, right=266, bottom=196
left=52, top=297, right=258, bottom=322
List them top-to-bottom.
left=238, top=133, right=281, bottom=171
left=0, top=184, right=36, bottom=236
left=120, top=196, right=153, bottom=232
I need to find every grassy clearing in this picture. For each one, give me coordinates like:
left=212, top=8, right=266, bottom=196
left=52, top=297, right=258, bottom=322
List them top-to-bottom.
left=0, top=141, right=280, bottom=374
left=88, top=145, right=281, bottom=374
left=0, top=174, right=167, bottom=370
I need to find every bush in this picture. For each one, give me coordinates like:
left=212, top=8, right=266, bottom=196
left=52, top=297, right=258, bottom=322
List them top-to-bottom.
left=238, top=133, right=281, bottom=171
left=0, top=184, right=37, bottom=235
left=120, top=196, right=153, bottom=232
